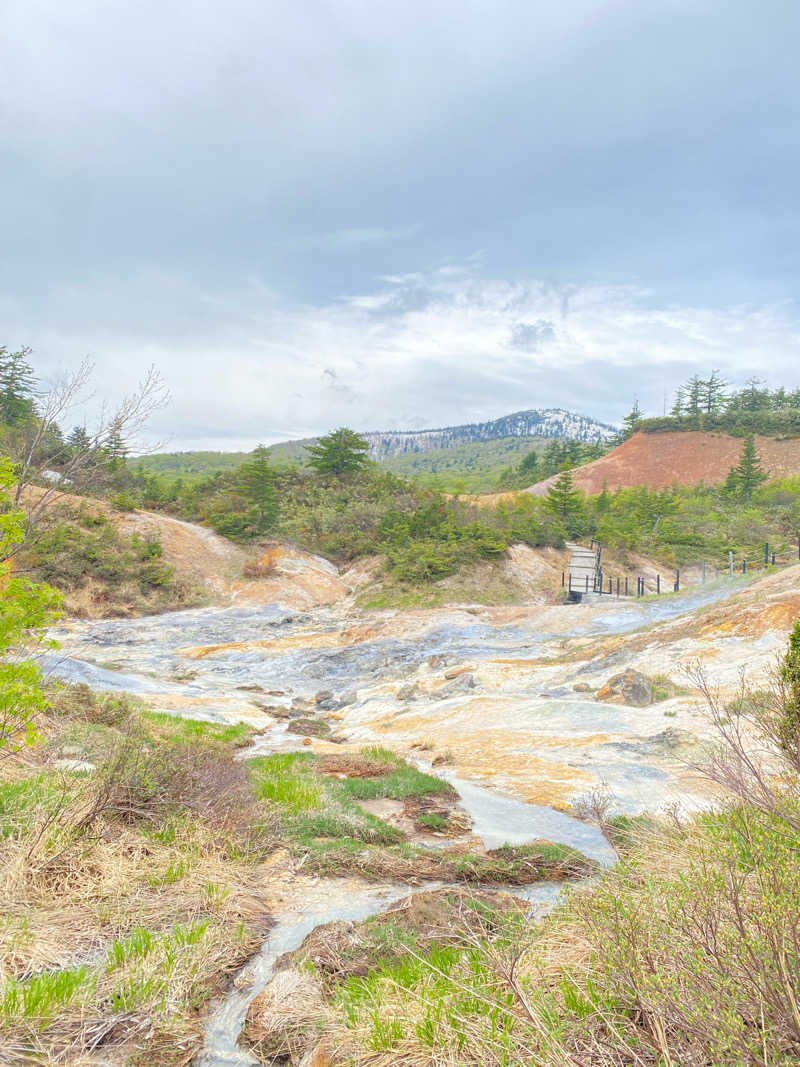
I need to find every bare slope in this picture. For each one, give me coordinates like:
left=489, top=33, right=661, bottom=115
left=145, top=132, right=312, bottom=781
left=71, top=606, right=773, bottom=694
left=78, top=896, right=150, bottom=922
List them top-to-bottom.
left=527, top=430, right=800, bottom=496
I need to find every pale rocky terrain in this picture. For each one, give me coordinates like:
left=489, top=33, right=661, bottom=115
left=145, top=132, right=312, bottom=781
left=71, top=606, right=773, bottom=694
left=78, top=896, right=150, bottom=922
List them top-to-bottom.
left=46, top=507, right=800, bottom=819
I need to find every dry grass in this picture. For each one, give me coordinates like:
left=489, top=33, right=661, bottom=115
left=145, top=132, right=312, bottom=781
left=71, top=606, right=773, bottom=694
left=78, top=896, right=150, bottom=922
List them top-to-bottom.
left=0, top=686, right=279, bottom=1065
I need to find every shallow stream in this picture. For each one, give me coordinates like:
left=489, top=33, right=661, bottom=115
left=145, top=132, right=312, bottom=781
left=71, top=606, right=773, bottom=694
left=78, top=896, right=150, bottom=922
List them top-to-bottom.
left=42, top=578, right=750, bottom=1064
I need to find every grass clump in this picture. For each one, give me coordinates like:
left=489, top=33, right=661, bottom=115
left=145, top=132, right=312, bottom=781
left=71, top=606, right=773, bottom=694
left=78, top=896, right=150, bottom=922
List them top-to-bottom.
left=0, top=683, right=277, bottom=1064
left=335, top=763, right=455, bottom=802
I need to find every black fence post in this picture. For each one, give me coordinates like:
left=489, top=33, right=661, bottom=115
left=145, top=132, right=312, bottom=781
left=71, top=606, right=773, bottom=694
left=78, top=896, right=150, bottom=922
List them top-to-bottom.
left=765, top=542, right=770, bottom=567
left=772, top=552, right=776, bottom=566
left=743, top=560, right=747, bottom=574
left=675, top=569, right=680, bottom=592
left=561, top=571, right=565, bottom=588
left=568, top=574, right=572, bottom=594
left=585, top=574, right=589, bottom=594
left=657, top=574, right=661, bottom=594
left=625, top=576, right=629, bottom=596
left=608, top=577, right=612, bottom=595
left=616, top=577, right=620, bottom=597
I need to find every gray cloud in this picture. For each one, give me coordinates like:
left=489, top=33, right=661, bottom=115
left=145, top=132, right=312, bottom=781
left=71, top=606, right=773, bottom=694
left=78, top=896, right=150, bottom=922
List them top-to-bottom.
left=1, top=1, right=799, bottom=448
left=508, top=321, right=557, bottom=352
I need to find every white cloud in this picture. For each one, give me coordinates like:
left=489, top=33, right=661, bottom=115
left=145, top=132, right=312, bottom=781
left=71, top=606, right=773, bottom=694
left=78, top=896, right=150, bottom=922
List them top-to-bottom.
left=8, top=263, right=800, bottom=451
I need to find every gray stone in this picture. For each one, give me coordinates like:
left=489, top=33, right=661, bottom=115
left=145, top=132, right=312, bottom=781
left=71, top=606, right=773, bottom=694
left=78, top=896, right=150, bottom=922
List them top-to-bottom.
left=597, top=670, right=652, bottom=707
left=438, top=673, right=476, bottom=698
left=54, top=758, right=95, bottom=773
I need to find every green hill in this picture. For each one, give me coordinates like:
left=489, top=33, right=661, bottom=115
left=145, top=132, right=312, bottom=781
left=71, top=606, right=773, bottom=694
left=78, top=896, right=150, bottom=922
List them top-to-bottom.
left=130, top=436, right=551, bottom=492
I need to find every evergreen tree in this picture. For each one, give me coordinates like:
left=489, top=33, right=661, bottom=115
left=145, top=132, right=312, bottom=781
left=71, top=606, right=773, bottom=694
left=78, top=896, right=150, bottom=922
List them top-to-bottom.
left=0, top=347, right=37, bottom=426
left=699, top=369, right=727, bottom=415
left=684, top=375, right=703, bottom=416
left=740, top=376, right=770, bottom=412
left=669, top=386, right=685, bottom=417
left=621, top=399, right=642, bottom=439
left=104, top=420, right=128, bottom=466
left=67, top=425, right=92, bottom=453
left=306, top=427, right=370, bottom=475
left=725, top=434, right=768, bottom=499
left=238, top=445, right=279, bottom=533
left=518, top=449, right=539, bottom=478
left=544, top=470, right=584, bottom=532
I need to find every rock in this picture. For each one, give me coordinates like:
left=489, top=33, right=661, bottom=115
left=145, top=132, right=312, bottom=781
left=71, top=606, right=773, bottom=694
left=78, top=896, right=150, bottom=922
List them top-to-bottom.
left=577, top=649, right=633, bottom=676
left=427, top=654, right=450, bottom=669
left=596, top=669, right=653, bottom=707
left=438, top=673, right=476, bottom=698
left=397, top=682, right=419, bottom=702
left=572, top=683, right=592, bottom=693
left=314, top=689, right=334, bottom=706
left=337, top=690, right=358, bottom=707
left=257, top=703, right=291, bottom=719
left=288, top=717, right=331, bottom=738
left=646, top=728, right=703, bottom=757
left=54, top=758, right=96, bottom=773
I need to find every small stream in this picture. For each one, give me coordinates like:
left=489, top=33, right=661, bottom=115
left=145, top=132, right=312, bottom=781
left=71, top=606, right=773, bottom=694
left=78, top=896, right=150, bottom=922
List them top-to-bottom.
left=40, top=578, right=751, bottom=1065
left=194, top=755, right=612, bottom=1066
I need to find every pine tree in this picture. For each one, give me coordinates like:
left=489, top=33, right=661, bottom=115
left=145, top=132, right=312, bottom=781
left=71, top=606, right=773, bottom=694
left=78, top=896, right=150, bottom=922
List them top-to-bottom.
left=0, top=347, right=37, bottom=426
left=699, top=369, right=727, bottom=415
left=684, top=375, right=703, bottom=416
left=741, top=376, right=769, bottom=412
left=669, top=386, right=685, bottom=417
left=621, top=399, right=642, bottom=439
left=104, top=420, right=128, bottom=469
left=67, top=425, right=92, bottom=452
left=306, top=427, right=370, bottom=475
left=726, top=434, right=767, bottom=500
left=238, top=445, right=279, bottom=533
left=518, top=449, right=539, bottom=477
left=544, top=470, right=584, bottom=532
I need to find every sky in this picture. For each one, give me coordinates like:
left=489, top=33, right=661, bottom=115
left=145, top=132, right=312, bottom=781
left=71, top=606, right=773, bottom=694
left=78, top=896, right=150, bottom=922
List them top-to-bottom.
left=2, top=0, right=800, bottom=450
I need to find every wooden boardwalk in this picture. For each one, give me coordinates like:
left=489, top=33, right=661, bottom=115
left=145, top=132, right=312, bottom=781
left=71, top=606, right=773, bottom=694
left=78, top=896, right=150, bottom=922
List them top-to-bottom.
left=565, top=541, right=599, bottom=597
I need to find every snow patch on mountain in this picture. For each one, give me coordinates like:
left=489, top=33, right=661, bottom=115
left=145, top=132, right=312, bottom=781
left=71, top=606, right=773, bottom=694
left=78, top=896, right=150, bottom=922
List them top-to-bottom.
left=364, top=408, right=616, bottom=459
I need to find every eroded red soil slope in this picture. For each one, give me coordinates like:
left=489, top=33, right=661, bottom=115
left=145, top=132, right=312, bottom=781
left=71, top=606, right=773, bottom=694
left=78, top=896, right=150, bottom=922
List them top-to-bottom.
left=528, top=430, right=800, bottom=496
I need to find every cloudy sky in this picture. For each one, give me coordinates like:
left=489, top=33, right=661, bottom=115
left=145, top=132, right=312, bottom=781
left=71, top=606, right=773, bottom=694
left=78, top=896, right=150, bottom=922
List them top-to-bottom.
left=2, top=0, right=799, bottom=450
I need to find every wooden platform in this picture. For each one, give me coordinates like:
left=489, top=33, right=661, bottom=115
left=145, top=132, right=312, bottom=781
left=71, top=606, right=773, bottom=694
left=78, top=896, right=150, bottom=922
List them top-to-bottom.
left=565, top=541, right=599, bottom=596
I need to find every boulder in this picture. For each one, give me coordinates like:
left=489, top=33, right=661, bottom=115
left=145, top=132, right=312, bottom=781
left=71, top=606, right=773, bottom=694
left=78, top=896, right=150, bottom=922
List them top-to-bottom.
left=596, top=670, right=652, bottom=707
left=438, top=673, right=476, bottom=698
left=397, top=682, right=419, bottom=702
left=572, top=682, right=592, bottom=693
left=314, top=690, right=334, bottom=707
left=54, top=758, right=96, bottom=773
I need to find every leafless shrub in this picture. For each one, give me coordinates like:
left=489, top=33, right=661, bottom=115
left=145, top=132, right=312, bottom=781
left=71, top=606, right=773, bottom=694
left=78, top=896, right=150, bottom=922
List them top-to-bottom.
left=4, top=361, right=169, bottom=559
left=687, top=661, right=800, bottom=834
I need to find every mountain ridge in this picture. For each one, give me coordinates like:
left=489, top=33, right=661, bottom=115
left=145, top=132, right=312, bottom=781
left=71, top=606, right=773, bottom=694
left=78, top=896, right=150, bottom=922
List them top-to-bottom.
left=362, top=407, right=616, bottom=459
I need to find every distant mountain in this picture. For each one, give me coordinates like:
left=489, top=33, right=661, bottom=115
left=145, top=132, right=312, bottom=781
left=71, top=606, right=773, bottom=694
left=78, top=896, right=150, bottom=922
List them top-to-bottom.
left=131, top=408, right=617, bottom=489
left=363, top=408, right=616, bottom=459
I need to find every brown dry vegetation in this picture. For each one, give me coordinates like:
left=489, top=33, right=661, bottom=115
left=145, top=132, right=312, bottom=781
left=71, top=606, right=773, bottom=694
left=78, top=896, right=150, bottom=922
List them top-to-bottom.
left=0, top=686, right=278, bottom=1066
